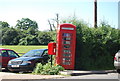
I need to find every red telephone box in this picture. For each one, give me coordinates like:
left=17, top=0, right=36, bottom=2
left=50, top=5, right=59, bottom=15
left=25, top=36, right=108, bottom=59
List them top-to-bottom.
left=56, top=23, right=76, bottom=70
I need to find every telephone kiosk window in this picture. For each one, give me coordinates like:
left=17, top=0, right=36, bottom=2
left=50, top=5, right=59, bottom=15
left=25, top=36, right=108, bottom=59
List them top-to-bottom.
left=61, top=33, right=74, bottom=66
left=62, top=33, right=71, bottom=37
left=63, top=37, right=71, bottom=41
left=63, top=41, right=71, bottom=44
left=63, top=45, right=70, bottom=49
left=63, top=50, right=71, bottom=53
left=63, top=54, right=71, bottom=57
left=62, top=58, right=71, bottom=65
left=63, top=58, right=71, bottom=61
left=63, top=62, right=71, bottom=65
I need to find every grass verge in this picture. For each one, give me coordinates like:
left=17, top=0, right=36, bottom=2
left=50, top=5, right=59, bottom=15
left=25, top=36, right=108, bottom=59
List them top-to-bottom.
left=0, top=45, right=48, bottom=56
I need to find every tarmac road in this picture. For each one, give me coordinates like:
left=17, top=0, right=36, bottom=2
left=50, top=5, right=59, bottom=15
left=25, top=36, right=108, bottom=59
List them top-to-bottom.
left=0, top=69, right=119, bottom=81
left=0, top=69, right=64, bottom=80
left=60, top=70, right=119, bottom=80
left=0, top=72, right=64, bottom=79
left=61, top=73, right=118, bottom=79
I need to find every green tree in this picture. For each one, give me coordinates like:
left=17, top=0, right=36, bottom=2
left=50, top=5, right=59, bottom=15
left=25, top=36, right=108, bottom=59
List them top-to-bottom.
left=15, top=18, right=38, bottom=31
left=0, top=21, right=9, bottom=29
left=26, top=27, right=38, bottom=35
left=2, top=28, right=19, bottom=45
left=37, top=31, right=55, bottom=45
left=18, top=34, right=39, bottom=45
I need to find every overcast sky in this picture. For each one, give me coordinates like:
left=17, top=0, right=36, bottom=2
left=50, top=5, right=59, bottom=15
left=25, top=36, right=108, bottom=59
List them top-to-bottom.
left=0, top=0, right=119, bottom=31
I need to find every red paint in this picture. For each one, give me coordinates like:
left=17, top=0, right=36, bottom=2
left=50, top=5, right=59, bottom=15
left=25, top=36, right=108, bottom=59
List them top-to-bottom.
left=56, top=23, right=76, bottom=70
left=48, top=42, right=56, bottom=55
left=0, top=48, right=19, bottom=68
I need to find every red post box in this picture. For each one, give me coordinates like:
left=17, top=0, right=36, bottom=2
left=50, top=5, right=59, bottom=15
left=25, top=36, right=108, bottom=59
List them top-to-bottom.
left=56, top=23, right=76, bottom=70
left=48, top=42, right=56, bottom=55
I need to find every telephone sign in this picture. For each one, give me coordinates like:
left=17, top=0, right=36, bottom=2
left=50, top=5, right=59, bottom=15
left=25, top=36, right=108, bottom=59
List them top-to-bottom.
left=56, top=23, right=76, bottom=70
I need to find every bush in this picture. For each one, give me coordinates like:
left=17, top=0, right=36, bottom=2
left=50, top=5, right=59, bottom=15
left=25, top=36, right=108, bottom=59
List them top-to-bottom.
left=75, top=22, right=120, bottom=70
left=32, top=62, right=64, bottom=75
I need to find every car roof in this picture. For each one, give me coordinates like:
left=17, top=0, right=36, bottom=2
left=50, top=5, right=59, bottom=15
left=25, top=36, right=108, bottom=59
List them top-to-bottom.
left=31, top=49, right=48, bottom=51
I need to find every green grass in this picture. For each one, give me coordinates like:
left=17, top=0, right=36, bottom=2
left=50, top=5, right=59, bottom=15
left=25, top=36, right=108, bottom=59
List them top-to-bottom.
left=0, top=45, right=48, bottom=55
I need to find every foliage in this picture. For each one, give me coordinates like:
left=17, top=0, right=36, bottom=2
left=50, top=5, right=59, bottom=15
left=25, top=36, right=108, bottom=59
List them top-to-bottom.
left=62, top=17, right=120, bottom=70
left=1, top=18, right=56, bottom=45
left=15, top=18, right=38, bottom=31
left=73, top=19, right=120, bottom=70
left=0, top=21, right=9, bottom=29
left=1, top=27, right=56, bottom=45
left=2, top=27, right=20, bottom=45
left=26, top=27, right=38, bottom=35
left=37, top=31, right=56, bottom=45
left=18, top=34, right=39, bottom=45
left=32, top=62, right=64, bottom=75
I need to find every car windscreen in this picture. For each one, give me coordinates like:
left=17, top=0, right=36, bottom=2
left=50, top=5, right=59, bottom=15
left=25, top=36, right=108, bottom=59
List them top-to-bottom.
left=22, top=50, right=43, bottom=57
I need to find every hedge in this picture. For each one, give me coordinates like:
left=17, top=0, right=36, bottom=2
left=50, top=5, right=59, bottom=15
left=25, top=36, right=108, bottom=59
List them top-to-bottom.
left=74, top=22, right=120, bottom=70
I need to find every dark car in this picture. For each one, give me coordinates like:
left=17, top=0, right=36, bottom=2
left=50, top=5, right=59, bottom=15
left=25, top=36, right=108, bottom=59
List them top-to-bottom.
left=0, top=48, right=19, bottom=70
left=7, top=49, right=49, bottom=72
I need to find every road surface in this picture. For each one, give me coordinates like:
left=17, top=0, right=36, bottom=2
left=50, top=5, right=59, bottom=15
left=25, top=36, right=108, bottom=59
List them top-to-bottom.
left=0, top=69, right=119, bottom=81
left=61, top=73, right=118, bottom=79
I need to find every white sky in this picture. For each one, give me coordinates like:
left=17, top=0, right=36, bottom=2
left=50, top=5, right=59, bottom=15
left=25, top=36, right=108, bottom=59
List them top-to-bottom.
left=0, top=0, right=119, bottom=31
